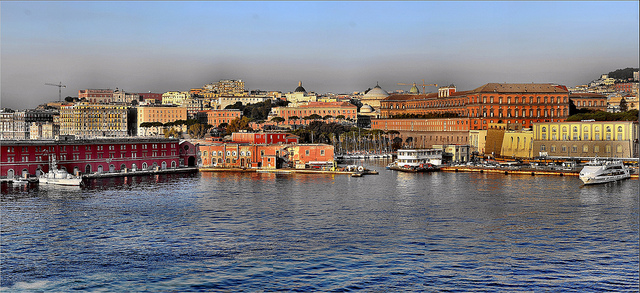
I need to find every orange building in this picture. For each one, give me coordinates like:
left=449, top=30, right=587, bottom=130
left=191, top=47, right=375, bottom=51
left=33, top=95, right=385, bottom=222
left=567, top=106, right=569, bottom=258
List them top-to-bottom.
left=380, top=83, right=570, bottom=130
left=269, top=102, right=357, bottom=126
left=136, top=106, right=188, bottom=128
left=197, top=109, right=242, bottom=126
left=370, top=117, right=471, bottom=148
left=197, top=143, right=333, bottom=169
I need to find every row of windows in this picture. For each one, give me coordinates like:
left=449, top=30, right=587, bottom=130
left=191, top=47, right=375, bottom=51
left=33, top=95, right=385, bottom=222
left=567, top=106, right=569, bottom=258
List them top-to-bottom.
left=542, top=125, right=624, bottom=133
left=540, top=144, right=624, bottom=153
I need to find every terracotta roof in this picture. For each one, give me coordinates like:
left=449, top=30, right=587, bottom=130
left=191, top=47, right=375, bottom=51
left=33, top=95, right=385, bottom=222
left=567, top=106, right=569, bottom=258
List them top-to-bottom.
left=472, top=83, right=568, bottom=93
left=569, top=92, right=607, bottom=98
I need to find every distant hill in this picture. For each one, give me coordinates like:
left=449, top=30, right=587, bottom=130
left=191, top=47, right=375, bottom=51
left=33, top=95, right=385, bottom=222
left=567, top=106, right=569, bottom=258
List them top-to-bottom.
left=607, top=67, right=638, bottom=80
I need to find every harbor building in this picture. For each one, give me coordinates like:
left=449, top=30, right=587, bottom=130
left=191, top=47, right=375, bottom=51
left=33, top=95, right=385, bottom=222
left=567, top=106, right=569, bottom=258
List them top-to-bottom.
left=370, top=117, right=471, bottom=149
left=531, top=121, right=639, bottom=159
left=500, top=129, right=534, bottom=159
left=469, top=130, right=487, bottom=156
left=231, top=132, right=298, bottom=144
left=0, top=137, right=183, bottom=179
left=197, top=142, right=333, bottom=169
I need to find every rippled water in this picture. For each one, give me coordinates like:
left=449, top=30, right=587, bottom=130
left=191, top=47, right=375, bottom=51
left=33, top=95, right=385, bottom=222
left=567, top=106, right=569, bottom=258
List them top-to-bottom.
left=2, top=160, right=638, bottom=292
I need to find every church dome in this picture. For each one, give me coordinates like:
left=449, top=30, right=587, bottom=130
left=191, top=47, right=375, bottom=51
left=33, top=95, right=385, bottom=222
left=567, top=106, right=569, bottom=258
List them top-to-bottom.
left=294, top=81, right=307, bottom=93
left=364, top=82, right=389, bottom=99
left=409, top=83, right=420, bottom=94
left=360, top=104, right=374, bottom=113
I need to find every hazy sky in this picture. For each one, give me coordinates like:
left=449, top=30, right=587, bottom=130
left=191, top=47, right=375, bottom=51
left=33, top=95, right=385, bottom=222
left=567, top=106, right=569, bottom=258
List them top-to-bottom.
left=2, top=1, right=638, bottom=110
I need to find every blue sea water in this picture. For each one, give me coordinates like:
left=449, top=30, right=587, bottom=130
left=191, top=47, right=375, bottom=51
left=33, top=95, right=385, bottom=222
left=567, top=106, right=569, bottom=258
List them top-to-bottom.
left=1, top=160, right=638, bottom=292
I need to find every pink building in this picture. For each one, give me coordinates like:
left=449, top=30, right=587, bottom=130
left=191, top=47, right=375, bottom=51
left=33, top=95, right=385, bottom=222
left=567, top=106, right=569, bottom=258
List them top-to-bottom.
left=231, top=132, right=299, bottom=144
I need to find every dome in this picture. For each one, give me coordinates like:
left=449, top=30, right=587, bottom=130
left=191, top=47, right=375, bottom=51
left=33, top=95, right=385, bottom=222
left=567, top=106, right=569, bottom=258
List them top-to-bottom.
left=294, top=81, right=307, bottom=93
left=363, top=82, right=389, bottom=99
left=409, top=83, right=420, bottom=94
left=360, top=104, right=374, bottom=113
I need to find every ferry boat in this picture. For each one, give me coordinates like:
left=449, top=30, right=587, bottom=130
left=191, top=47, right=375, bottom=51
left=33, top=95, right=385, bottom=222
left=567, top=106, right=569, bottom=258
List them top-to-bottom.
left=387, top=149, right=442, bottom=172
left=39, top=155, right=83, bottom=186
left=579, top=159, right=631, bottom=185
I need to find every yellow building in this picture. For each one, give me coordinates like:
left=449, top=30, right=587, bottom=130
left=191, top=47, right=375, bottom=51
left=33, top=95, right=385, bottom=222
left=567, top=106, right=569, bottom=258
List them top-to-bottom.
left=162, top=91, right=192, bottom=106
left=59, top=103, right=128, bottom=137
left=532, top=121, right=639, bottom=159
left=469, top=129, right=487, bottom=155
left=500, top=130, right=534, bottom=159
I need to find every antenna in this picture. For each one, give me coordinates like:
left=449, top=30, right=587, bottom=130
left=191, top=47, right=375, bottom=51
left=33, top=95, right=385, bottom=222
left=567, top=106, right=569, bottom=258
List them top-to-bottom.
left=45, top=82, right=67, bottom=102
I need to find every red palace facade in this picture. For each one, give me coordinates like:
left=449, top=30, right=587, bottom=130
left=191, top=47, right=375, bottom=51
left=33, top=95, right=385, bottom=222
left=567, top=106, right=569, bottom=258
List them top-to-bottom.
left=380, top=83, right=570, bottom=130
left=1, top=137, right=189, bottom=179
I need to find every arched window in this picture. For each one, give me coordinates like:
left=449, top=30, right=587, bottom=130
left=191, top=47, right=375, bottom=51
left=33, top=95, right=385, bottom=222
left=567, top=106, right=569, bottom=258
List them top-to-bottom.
left=142, top=162, right=148, bottom=169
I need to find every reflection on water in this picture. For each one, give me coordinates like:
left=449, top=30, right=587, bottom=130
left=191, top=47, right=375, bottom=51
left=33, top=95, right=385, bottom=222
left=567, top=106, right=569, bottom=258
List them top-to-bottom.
left=1, top=161, right=638, bottom=291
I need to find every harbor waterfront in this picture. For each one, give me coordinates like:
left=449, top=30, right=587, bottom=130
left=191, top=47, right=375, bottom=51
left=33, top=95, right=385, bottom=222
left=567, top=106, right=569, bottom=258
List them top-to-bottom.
left=1, top=159, right=638, bottom=291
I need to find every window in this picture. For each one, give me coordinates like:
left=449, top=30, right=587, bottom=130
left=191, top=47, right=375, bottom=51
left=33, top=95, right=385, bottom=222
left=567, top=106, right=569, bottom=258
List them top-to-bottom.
left=540, top=145, right=546, bottom=151
left=583, top=145, right=588, bottom=152
left=305, top=150, right=310, bottom=155
left=320, top=150, right=325, bottom=156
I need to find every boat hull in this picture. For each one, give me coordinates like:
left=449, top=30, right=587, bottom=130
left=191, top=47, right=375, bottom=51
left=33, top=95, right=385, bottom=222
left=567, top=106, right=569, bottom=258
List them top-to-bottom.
left=580, top=173, right=631, bottom=185
left=39, top=178, right=83, bottom=186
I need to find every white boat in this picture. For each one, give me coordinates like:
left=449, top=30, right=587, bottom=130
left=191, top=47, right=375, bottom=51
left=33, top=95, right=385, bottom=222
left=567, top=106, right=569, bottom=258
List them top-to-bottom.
left=387, top=149, right=443, bottom=172
left=39, top=155, right=83, bottom=186
left=579, top=159, right=631, bottom=185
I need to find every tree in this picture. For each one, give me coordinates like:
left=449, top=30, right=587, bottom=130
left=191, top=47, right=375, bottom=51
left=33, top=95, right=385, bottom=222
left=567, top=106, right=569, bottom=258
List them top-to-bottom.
left=619, top=98, right=628, bottom=112
left=305, top=114, right=322, bottom=120
left=323, top=115, right=333, bottom=120
left=336, top=115, right=345, bottom=120
left=271, top=116, right=285, bottom=124
left=289, top=116, right=300, bottom=121
left=227, top=117, right=253, bottom=133
left=188, top=123, right=211, bottom=139
left=164, top=128, right=180, bottom=138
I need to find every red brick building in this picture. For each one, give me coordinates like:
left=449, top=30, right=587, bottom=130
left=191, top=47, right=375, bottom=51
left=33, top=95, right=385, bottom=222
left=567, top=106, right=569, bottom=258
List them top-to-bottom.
left=380, top=83, right=570, bottom=130
left=78, top=89, right=114, bottom=104
left=231, top=132, right=299, bottom=144
left=1, top=138, right=183, bottom=179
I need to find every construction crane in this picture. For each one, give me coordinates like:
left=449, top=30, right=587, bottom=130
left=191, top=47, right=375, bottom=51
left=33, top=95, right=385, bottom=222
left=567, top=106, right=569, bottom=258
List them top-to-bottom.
left=397, top=79, right=438, bottom=94
left=45, top=82, right=66, bottom=102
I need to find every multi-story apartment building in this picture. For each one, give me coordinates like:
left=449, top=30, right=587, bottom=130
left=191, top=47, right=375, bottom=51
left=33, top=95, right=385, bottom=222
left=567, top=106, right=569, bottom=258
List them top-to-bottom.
left=202, top=79, right=246, bottom=97
left=380, top=83, right=570, bottom=130
left=78, top=89, right=114, bottom=104
left=112, top=89, right=141, bottom=104
left=162, top=91, right=192, bottom=106
left=138, top=93, right=163, bottom=104
left=569, top=93, right=608, bottom=112
left=215, top=96, right=271, bottom=109
left=180, top=98, right=205, bottom=119
left=59, top=103, right=129, bottom=138
left=136, top=106, right=188, bottom=136
left=1, top=109, right=56, bottom=140
left=196, top=109, right=242, bottom=126
left=531, top=121, right=639, bottom=159
left=30, top=122, right=60, bottom=140
left=1, top=138, right=183, bottom=179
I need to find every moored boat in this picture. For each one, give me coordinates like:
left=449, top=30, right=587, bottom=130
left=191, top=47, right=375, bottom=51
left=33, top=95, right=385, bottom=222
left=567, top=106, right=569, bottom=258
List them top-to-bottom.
left=387, top=149, right=442, bottom=173
left=39, top=155, right=83, bottom=186
left=579, top=159, right=630, bottom=185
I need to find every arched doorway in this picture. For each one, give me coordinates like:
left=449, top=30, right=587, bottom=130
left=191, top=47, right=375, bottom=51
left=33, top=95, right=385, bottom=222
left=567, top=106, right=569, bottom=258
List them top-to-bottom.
left=188, top=156, right=196, bottom=167
left=161, top=161, right=167, bottom=170
left=171, top=161, right=176, bottom=168
left=142, top=162, right=148, bottom=169
left=152, top=162, right=158, bottom=170
left=132, top=163, right=137, bottom=171
left=85, top=164, right=92, bottom=174
left=110, top=164, right=116, bottom=172
left=120, top=164, right=126, bottom=171
left=97, top=165, right=103, bottom=173
left=73, top=167, right=80, bottom=176
left=7, top=169, right=14, bottom=179
left=22, top=169, right=29, bottom=178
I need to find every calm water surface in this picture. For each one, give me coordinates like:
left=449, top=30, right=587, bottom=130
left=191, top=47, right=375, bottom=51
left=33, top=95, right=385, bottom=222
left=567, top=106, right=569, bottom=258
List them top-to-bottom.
left=1, top=160, right=638, bottom=292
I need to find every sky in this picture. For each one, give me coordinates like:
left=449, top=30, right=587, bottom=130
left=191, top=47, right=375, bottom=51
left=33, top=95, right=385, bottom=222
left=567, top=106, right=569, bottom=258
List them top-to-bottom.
left=1, top=1, right=638, bottom=110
